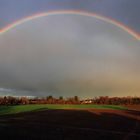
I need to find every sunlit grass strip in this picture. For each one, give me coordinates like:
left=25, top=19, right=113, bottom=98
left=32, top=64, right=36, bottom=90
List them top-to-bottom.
left=0, top=104, right=127, bottom=115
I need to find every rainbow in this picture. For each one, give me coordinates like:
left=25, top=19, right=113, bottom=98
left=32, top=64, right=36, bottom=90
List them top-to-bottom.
left=0, top=10, right=140, bottom=41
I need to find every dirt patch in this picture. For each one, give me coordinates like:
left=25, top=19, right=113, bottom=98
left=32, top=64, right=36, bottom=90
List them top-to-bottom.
left=125, top=105, right=140, bottom=111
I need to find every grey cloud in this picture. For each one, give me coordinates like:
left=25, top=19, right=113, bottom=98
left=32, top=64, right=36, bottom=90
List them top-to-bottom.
left=0, top=14, right=140, bottom=98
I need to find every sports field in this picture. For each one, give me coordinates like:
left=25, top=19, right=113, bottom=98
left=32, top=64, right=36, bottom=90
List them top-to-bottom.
left=0, top=104, right=127, bottom=115
left=0, top=106, right=139, bottom=140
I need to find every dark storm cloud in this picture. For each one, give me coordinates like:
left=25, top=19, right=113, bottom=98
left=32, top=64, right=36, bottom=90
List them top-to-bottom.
left=0, top=15, right=140, bottom=98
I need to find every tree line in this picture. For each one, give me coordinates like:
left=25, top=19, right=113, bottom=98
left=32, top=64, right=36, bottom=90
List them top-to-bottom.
left=0, top=96, right=140, bottom=105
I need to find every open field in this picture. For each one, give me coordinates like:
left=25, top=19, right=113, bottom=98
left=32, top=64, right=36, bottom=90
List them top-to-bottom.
left=0, top=104, right=127, bottom=115
left=0, top=105, right=139, bottom=140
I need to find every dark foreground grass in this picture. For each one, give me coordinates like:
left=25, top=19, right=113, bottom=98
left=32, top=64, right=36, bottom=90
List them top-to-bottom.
left=0, top=104, right=127, bottom=115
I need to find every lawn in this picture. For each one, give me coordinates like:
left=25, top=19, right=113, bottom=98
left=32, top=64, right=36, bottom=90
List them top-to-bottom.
left=0, top=104, right=127, bottom=115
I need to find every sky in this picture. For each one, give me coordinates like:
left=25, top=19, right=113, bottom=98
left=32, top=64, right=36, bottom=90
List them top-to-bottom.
left=0, top=0, right=140, bottom=98
left=0, top=0, right=140, bottom=33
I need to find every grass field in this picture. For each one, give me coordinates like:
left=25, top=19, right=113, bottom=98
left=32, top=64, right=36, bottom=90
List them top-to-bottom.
left=0, top=104, right=127, bottom=115
left=0, top=105, right=139, bottom=140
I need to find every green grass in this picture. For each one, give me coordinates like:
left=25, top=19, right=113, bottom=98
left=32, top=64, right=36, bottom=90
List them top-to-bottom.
left=0, top=104, right=127, bottom=115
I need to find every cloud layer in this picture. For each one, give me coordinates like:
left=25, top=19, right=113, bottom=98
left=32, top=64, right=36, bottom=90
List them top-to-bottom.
left=0, top=14, right=140, bottom=98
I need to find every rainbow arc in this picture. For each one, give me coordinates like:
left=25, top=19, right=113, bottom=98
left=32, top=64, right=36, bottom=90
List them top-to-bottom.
left=0, top=10, right=140, bottom=41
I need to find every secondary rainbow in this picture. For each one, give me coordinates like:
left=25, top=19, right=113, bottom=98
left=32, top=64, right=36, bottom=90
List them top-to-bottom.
left=0, top=10, right=140, bottom=41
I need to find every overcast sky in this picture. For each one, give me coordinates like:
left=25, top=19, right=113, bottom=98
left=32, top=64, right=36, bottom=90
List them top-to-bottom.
left=0, top=0, right=140, bottom=33
left=0, top=1, right=140, bottom=98
left=0, top=14, right=140, bottom=98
